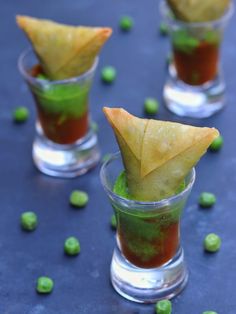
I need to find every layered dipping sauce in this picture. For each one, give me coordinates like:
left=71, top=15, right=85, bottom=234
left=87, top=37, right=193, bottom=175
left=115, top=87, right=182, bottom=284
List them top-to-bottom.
left=172, top=30, right=221, bottom=86
left=29, top=65, right=90, bottom=144
left=113, top=172, right=184, bottom=269
left=116, top=208, right=180, bottom=268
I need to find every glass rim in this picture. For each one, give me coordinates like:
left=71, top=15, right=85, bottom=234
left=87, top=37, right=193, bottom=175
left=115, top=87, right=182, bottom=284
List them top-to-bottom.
left=160, top=0, right=234, bottom=28
left=18, top=47, right=99, bottom=86
left=100, top=151, right=196, bottom=209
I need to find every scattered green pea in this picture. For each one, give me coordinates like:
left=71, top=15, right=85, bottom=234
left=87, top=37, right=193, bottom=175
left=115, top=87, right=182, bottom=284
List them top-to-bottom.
left=119, top=15, right=134, bottom=31
left=159, top=22, right=169, bottom=36
left=101, top=66, right=116, bottom=84
left=144, top=98, right=159, bottom=115
left=13, top=106, right=29, bottom=123
left=91, top=121, right=99, bottom=133
left=209, top=135, right=223, bottom=152
left=102, top=153, right=112, bottom=163
left=70, top=190, right=88, bottom=208
left=198, top=192, right=216, bottom=208
left=21, top=211, right=38, bottom=231
left=110, top=214, right=117, bottom=230
left=204, top=233, right=221, bottom=253
left=64, top=237, right=80, bottom=256
left=36, top=276, right=54, bottom=294
left=155, top=300, right=172, bottom=314
left=202, top=311, right=218, bottom=314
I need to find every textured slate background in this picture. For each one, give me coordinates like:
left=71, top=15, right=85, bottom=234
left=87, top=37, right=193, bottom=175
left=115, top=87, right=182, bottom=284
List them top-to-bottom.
left=0, top=0, right=236, bottom=313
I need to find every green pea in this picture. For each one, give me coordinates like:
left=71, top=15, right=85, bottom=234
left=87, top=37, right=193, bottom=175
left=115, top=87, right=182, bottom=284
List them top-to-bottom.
left=119, top=15, right=134, bottom=31
left=159, top=22, right=169, bottom=36
left=101, top=66, right=117, bottom=84
left=144, top=98, right=159, bottom=115
left=13, top=106, right=29, bottom=123
left=209, top=135, right=223, bottom=152
left=102, top=153, right=112, bottom=163
left=70, top=190, right=88, bottom=208
left=198, top=192, right=216, bottom=208
left=21, top=211, right=38, bottom=231
left=110, top=214, right=117, bottom=230
left=204, top=233, right=221, bottom=253
left=64, top=237, right=80, bottom=256
left=36, top=276, right=54, bottom=294
left=155, top=299, right=172, bottom=314
left=202, top=311, right=218, bottom=314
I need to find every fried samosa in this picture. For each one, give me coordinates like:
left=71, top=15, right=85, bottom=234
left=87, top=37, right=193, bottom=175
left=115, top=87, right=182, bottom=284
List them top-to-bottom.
left=167, top=0, right=230, bottom=22
left=16, top=15, right=112, bottom=80
left=103, top=107, right=219, bottom=201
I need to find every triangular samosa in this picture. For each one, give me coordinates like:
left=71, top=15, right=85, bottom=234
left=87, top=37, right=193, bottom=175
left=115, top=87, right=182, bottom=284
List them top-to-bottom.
left=167, top=0, right=230, bottom=22
left=16, top=15, right=112, bottom=80
left=103, top=107, right=219, bottom=201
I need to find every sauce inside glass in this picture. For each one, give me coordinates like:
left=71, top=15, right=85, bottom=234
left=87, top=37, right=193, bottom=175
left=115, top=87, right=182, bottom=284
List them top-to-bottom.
left=172, top=28, right=221, bottom=86
left=173, top=41, right=219, bottom=86
left=30, top=65, right=89, bottom=145
left=113, top=171, right=182, bottom=269
left=117, top=211, right=180, bottom=268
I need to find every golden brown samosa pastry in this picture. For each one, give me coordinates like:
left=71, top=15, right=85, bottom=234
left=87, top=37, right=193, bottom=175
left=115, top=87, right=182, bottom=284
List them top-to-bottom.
left=167, top=0, right=230, bottom=22
left=16, top=15, right=112, bottom=80
left=103, top=107, right=219, bottom=201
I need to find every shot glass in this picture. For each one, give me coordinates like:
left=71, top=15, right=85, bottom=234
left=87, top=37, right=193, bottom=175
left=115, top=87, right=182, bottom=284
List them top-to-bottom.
left=161, top=1, right=233, bottom=118
left=18, top=48, right=100, bottom=177
left=100, top=152, right=195, bottom=303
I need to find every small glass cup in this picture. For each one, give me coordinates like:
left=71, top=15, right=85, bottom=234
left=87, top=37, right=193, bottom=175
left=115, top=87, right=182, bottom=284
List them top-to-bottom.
left=161, top=1, right=233, bottom=118
left=18, top=48, right=100, bottom=178
left=100, top=152, right=195, bottom=303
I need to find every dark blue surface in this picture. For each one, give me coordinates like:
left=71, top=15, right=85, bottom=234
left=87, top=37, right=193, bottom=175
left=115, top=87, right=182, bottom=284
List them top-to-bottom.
left=0, top=0, right=236, bottom=313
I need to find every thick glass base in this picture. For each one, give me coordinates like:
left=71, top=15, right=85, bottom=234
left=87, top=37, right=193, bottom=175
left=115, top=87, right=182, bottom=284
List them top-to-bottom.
left=163, top=64, right=225, bottom=118
left=33, top=123, right=100, bottom=178
left=110, top=244, right=188, bottom=303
